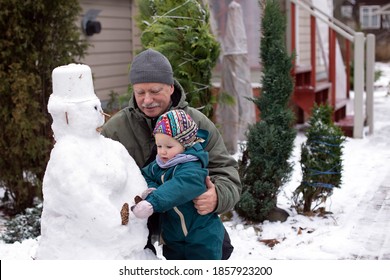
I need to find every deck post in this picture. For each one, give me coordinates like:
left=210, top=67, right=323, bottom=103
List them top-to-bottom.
left=310, top=15, right=316, bottom=88
left=329, top=28, right=336, bottom=107
left=353, top=32, right=365, bottom=138
left=366, top=34, right=375, bottom=135
left=345, top=39, right=351, bottom=98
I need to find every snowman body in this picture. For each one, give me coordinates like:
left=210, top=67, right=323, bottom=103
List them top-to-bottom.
left=35, top=64, right=155, bottom=259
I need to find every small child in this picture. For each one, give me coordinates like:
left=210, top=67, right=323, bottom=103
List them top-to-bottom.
left=131, top=109, right=224, bottom=260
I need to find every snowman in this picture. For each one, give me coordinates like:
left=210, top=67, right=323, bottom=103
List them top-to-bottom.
left=35, top=64, right=156, bottom=260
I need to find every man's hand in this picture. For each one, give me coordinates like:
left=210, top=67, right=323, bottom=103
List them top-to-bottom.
left=193, top=176, right=218, bottom=215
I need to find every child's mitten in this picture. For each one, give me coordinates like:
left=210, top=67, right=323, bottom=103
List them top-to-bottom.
left=131, top=200, right=154, bottom=219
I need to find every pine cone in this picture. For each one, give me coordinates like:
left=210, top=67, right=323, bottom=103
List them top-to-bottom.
left=130, top=195, right=143, bottom=212
left=134, top=195, right=143, bottom=204
left=120, top=203, right=129, bottom=225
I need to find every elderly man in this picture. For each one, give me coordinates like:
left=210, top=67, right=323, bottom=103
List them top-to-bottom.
left=102, top=49, right=241, bottom=259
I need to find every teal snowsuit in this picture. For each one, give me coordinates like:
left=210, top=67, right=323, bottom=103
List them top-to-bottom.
left=142, top=133, right=224, bottom=260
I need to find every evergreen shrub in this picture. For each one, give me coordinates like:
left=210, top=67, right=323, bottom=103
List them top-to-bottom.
left=0, top=0, right=88, bottom=214
left=135, top=0, right=220, bottom=117
left=235, top=0, right=296, bottom=222
left=293, top=103, right=346, bottom=213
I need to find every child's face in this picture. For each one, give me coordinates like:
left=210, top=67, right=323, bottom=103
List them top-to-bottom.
left=155, top=133, right=185, bottom=163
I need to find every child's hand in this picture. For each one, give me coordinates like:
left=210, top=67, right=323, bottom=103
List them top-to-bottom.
left=131, top=200, right=153, bottom=219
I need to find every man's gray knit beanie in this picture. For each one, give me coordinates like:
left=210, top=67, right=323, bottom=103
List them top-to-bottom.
left=129, top=49, right=174, bottom=85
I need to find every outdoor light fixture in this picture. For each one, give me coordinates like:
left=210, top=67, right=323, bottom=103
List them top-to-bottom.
left=82, top=9, right=102, bottom=36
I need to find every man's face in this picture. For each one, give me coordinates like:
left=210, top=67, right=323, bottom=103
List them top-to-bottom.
left=133, top=83, right=174, bottom=118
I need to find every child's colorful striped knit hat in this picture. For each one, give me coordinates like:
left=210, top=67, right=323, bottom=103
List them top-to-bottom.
left=153, top=109, right=198, bottom=148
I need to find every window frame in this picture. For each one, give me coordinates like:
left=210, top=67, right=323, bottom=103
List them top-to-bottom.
left=360, top=5, right=381, bottom=29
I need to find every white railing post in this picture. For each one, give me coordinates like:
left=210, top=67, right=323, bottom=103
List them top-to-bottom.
left=353, top=32, right=365, bottom=138
left=366, top=33, right=375, bottom=135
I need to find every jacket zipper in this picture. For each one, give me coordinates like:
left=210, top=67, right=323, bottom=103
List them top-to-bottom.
left=173, top=207, right=188, bottom=237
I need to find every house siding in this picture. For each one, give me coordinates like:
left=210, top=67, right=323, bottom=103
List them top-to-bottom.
left=79, top=0, right=136, bottom=103
left=296, top=2, right=328, bottom=80
left=298, top=6, right=311, bottom=66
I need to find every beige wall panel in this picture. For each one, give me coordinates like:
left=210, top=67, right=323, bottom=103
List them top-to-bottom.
left=80, top=0, right=133, bottom=103
left=82, top=4, right=131, bottom=17
left=297, top=5, right=311, bottom=67
left=92, top=18, right=131, bottom=30
left=86, top=29, right=132, bottom=41
left=300, top=33, right=311, bottom=43
left=87, top=41, right=132, bottom=54
left=299, top=51, right=310, bottom=60
left=83, top=53, right=132, bottom=66
left=92, top=64, right=129, bottom=78
left=93, top=75, right=129, bottom=90
left=95, top=86, right=129, bottom=102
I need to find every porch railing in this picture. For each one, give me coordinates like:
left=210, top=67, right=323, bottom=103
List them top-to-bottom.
left=287, top=0, right=375, bottom=138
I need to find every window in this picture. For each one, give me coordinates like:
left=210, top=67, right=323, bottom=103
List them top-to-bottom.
left=360, top=5, right=381, bottom=29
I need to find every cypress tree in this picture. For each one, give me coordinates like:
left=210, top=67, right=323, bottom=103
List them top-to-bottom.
left=0, top=0, right=88, bottom=214
left=135, top=0, right=220, bottom=117
left=235, top=0, right=296, bottom=222
left=293, top=103, right=346, bottom=213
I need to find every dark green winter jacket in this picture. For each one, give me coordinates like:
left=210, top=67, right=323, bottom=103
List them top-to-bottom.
left=101, top=80, right=241, bottom=214
left=142, top=140, right=224, bottom=259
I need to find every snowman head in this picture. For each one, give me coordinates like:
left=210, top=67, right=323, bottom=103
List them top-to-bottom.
left=48, top=64, right=105, bottom=140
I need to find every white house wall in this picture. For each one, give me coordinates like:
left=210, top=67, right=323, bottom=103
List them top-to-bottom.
left=312, top=0, right=347, bottom=101
left=296, top=2, right=327, bottom=78
left=297, top=5, right=310, bottom=66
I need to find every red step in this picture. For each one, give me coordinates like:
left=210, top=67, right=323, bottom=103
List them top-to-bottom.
left=292, top=81, right=331, bottom=123
left=333, top=98, right=348, bottom=122
left=335, top=115, right=354, bottom=137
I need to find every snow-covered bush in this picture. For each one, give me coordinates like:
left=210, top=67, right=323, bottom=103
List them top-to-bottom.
left=1, top=202, right=42, bottom=243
